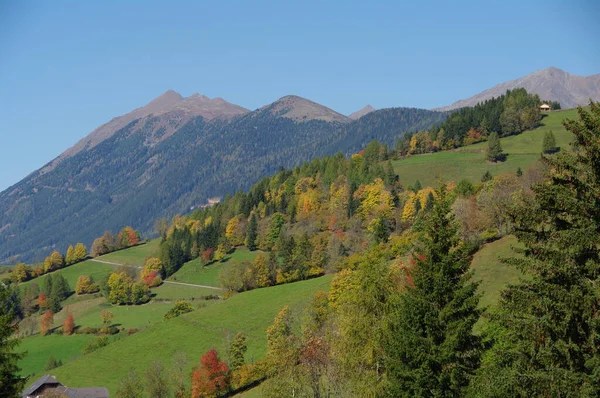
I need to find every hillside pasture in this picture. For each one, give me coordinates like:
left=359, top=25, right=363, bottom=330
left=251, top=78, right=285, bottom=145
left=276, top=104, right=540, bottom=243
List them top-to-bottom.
left=392, top=108, right=577, bottom=187
left=94, top=239, right=160, bottom=266
left=170, top=247, right=262, bottom=287
left=43, top=275, right=333, bottom=394
left=18, top=334, right=97, bottom=379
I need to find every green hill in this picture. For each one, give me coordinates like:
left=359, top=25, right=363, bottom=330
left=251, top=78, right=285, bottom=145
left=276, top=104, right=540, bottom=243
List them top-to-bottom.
left=392, top=108, right=577, bottom=187
left=31, top=275, right=333, bottom=394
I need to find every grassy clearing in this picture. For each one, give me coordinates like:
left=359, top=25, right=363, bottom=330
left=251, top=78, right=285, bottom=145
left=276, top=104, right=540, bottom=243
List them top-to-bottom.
left=392, top=108, right=578, bottom=187
left=470, top=235, right=523, bottom=309
left=95, top=239, right=160, bottom=266
left=170, top=247, right=262, bottom=287
left=20, top=260, right=115, bottom=292
left=44, top=275, right=333, bottom=394
left=18, top=334, right=96, bottom=378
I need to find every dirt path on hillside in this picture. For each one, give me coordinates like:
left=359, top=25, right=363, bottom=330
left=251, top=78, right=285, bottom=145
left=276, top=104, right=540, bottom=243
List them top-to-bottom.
left=89, top=258, right=223, bottom=290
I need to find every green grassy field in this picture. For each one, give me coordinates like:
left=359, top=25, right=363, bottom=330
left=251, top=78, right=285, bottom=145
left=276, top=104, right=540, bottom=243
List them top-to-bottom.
left=392, top=108, right=578, bottom=187
left=470, top=235, right=523, bottom=309
left=95, top=239, right=160, bottom=266
left=170, top=247, right=262, bottom=287
left=20, top=260, right=115, bottom=292
left=38, top=275, right=332, bottom=394
left=18, top=334, right=96, bottom=378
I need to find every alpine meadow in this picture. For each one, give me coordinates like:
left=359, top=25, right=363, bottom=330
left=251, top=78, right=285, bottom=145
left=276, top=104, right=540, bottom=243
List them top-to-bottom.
left=2, top=2, right=600, bottom=397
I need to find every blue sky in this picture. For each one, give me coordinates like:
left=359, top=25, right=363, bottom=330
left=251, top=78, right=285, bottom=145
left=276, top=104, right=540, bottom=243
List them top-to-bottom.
left=0, top=0, right=598, bottom=191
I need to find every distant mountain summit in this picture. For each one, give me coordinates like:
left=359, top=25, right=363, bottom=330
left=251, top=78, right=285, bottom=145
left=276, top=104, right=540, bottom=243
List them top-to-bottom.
left=437, top=67, right=600, bottom=111
left=0, top=91, right=446, bottom=263
left=44, top=91, right=248, bottom=173
left=261, top=95, right=350, bottom=123
left=349, top=105, right=376, bottom=120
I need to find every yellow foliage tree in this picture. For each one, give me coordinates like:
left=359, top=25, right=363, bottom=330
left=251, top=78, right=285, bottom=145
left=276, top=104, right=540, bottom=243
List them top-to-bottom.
left=354, top=178, right=394, bottom=222
left=225, top=216, right=245, bottom=246
left=72, top=243, right=88, bottom=262
left=65, top=245, right=75, bottom=265
left=44, top=250, right=64, bottom=272
left=251, top=253, right=272, bottom=288
left=12, top=263, right=29, bottom=282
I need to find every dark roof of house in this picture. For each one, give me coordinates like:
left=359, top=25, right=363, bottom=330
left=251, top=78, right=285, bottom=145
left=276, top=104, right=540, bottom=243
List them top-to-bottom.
left=22, top=375, right=109, bottom=398
left=22, top=375, right=60, bottom=397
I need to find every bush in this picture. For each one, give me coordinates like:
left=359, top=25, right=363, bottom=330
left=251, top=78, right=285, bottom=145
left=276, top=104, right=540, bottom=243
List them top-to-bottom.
left=480, top=229, right=499, bottom=243
left=164, top=300, right=195, bottom=320
left=75, top=326, right=100, bottom=335
left=99, top=326, right=119, bottom=335
left=83, top=336, right=110, bottom=354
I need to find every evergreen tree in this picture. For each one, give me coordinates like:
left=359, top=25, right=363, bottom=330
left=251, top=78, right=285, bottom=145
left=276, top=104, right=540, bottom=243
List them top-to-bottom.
left=471, top=103, right=600, bottom=396
left=542, top=130, right=557, bottom=154
left=486, top=131, right=504, bottom=162
left=516, top=167, right=523, bottom=177
left=481, top=170, right=492, bottom=182
left=386, top=186, right=482, bottom=397
left=246, top=214, right=258, bottom=251
left=0, top=286, right=25, bottom=396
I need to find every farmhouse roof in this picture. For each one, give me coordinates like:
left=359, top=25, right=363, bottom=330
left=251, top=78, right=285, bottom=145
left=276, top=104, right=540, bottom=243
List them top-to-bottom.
left=22, top=375, right=109, bottom=398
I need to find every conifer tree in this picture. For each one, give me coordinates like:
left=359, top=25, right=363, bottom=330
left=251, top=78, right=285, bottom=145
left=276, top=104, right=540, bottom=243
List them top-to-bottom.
left=471, top=103, right=600, bottom=396
left=542, top=130, right=557, bottom=154
left=486, top=131, right=504, bottom=162
left=386, top=185, right=482, bottom=397
left=246, top=214, right=258, bottom=251
left=0, top=286, right=25, bottom=396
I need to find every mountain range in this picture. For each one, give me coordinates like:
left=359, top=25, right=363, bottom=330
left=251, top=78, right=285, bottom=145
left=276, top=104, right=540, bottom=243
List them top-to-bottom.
left=3, top=66, right=598, bottom=263
left=436, top=67, right=600, bottom=111
left=0, top=93, right=445, bottom=263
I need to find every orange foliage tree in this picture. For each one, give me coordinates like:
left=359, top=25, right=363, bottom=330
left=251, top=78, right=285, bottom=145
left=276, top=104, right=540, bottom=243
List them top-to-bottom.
left=38, top=291, right=49, bottom=310
left=41, top=310, right=54, bottom=335
left=63, top=313, right=75, bottom=335
left=191, top=349, right=230, bottom=398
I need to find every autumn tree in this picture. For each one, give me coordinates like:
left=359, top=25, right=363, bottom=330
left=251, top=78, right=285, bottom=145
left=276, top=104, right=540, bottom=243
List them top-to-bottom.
left=471, top=103, right=600, bottom=396
left=486, top=131, right=504, bottom=162
left=386, top=186, right=483, bottom=397
left=118, top=226, right=140, bottom=248
left=72, top=243, right=88, bottom=262
left=65, top=245, right=75, bottom=265
left=327, top=248, right=395, bottom=397
left=43, top=250, right=64, bottom=272
left=250, top=253, right=272, bottom=288
left=141, top=257, right=164, bottom=286
left=11, top=263, right=29, bottom=283
left=75, top=275, right=99, bottom=294
left=0, top=285, right=25, bottom=396
left=38, top=291, right=49, bottom=311
left=100, top=309, right=113, bottom=327
left=41, top=310, right=54, bottom=336
left=63, top=313, right=75, bottom=335
left=228, top=332, right=247, bottom=370
left=191, top=349, right=230, bottom=398
left=171, top=351, right=189, bottom=398
left=145, top=360, right=171, bottom=397
left=116, top=368, right=144, bottom=398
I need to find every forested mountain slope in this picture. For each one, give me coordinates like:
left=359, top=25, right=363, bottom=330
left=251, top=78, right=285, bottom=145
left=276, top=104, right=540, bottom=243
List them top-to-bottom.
left=0, top=94, right=446, bottom=263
